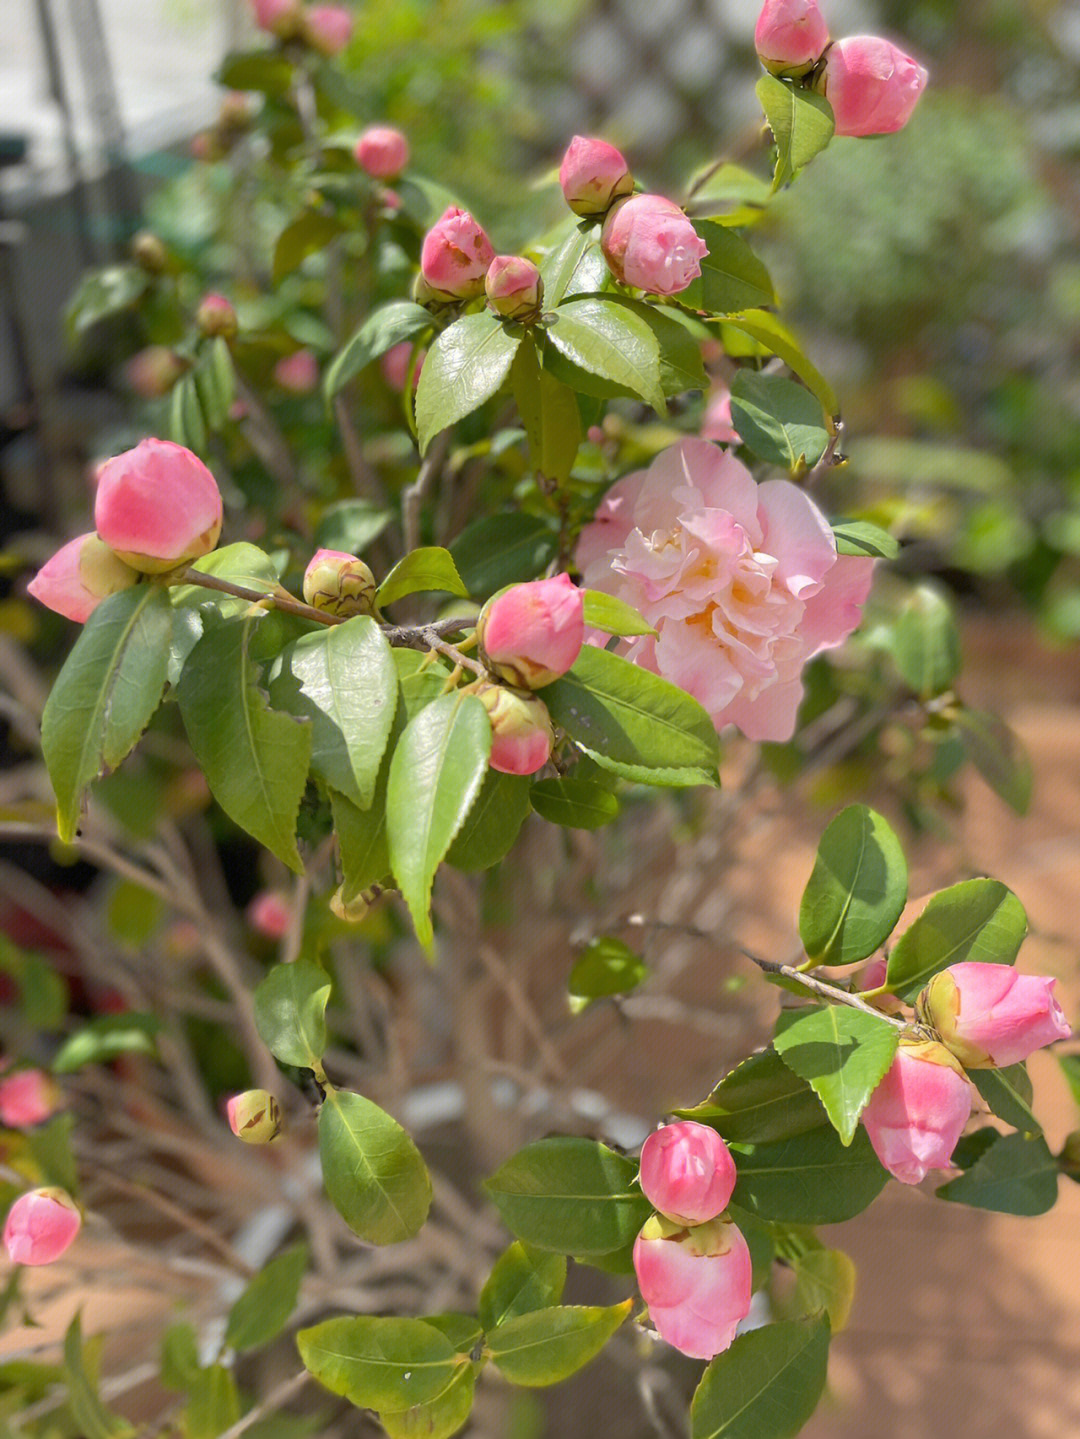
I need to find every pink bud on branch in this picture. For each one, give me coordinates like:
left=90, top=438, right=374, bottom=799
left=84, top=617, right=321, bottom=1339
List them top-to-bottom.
left=754, top=0, right=830, bottom=77
left=302, top=4, right=353, bottom=55
left=817, top=36, right=928, bottom=138
left=355, top=126, right=410, bottom=179
left=558, top=136, right=634, bottom=218
left=601, top=195, right=708, bottom=297
left=419, top=207, right=495, bottom=303
left=485, top=256, right=544, bottom=321
left=196, top=293, right=238, bottom=339
left=93, top=439, right=223, bottom=574
left=27, top=532, right=140, bottom=623
left=302, top=549, right=378, bottom=618
left=477, top=575, right=584, bottom=689
left=474, top=682, right=554, bottom=775
left=917, top=963, right=1071, bottom=1069
left=860, top=1040, right=971, bottom=1185
left=0, top=1067, right=62, bottom=1128
left=226, top=1090, right=283, bottom=1144
left=639, top=1121, right=737, bottom=1226
left=3, top=1188, right=81, bottom=1265
left=633, top=1214, right=753, bottom=1359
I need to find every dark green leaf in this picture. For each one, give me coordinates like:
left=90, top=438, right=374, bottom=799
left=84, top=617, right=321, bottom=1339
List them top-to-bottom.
left=217, top=48, right=294, bottom=94
left=756, top=75, right=835, bottom=189
left=273, top=212, right=344, bottom=284
left=680, top=221, right=776, bottom=316
left=65, top=265, right=148, bottom=339
left=598, top=296, right=709, bottom=395
left=546, top=298, right=665, bottom=413
left=325, top=301, right=431, bottom=398
left=721, top=311, right=838, bottom=419
left=415, top=312, right=522, bottom=454
left=193, top=337, right=235, bottom=430
left=510, top=339, right=582, bottom=486
left=728, top=371, right=828, bottom=472
left=169, top=372, right=207, bottom=451
left=314, top=499, right=394, bottom=555
left=449, top=512, right=557, bottom=599
left=831, top=521, right=900, bottom=560
left=376, top=547, right=469, bottom=607
left=893, top=584, right=961, bottom=698
left=582, top=590, right=656, bottom=637
left=952, top=708, right=1032, bottom=815
left=446, top=769, right=532, bottom=871
left=529, top=777, right=620, bottom=830
left=332, top=788, right=389, bottom=899
left=799, top=805, right=908, bottom=966
left=884, top=878, right=1027, bottom=1001
left=566, top=937, right=647, bottom=1013
left=253, top=962, right=331, bottom=1069
left=773, top=1005, right=899, bottom=1145
left=52, top=1012, right=161, bottom=1075
left=674, top=1048, right=826, bottom=1143
left=970, top=1064, right=1040, bottom=1135
left=318, top=1089, right=432, bottom=1244
left=731, top=1125, right=888, bottom=1223
left=937, top=1131, right=1058, bottom=1215
left=479, top=1243, right=567, bottom=1333
left=225, top=1244, right=308, bottom=1352
left=487, top=1301, right=631, bottom=1386
left=63, top=1314, right=135, bottom=1438
left=297, top=1316, right=459, bottom=1411
left=690, top=1317, right=830, bottom=1439
left=183, top=1366, right=241, bottom=1439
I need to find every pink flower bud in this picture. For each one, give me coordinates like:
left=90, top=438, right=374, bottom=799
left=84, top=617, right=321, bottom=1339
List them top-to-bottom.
left=250, top=0, right=303, bottom=38
left=754, top=0, right=830, bottom=77
left=303, top=4, right=353, bottom=56
left=818, top=36, right=928, bottom=138
left=354, top=125, right=410, bottom=179
left=558, top=136, right=635, bottom=218
left=601, top=194, right=708, bottom=297
left=419, top=206, right=495, bottom=303
left=485, top=256, right=544, bottom=321
left=196, top=293, right=238, bottom=339
left=380, top=341, right=425, bottom=391
left=123, top=346, right=185, bottom=398
left=274, top=349, right=319, bottom=394
left=700, top=382, right=740, bottom=444
left=94, top=440, right=223, bottom=574
left=27, top=532, right=140, bottom=623
left=302, top=548, right=377, bottom=617
left=477, top=574, right=584, bottom=689
left=474, top=683, right=554, bottom=776
left=246, top=889, right=293, bottom=940
left=917, top=963, right=1071, bottom=1069
left=860, top=1040, right=971, bottom=1185
left=0, top=1068, right=62, bottom=1129
left=226, top=1090, right=282, bottom=1144
left=639, top=1121, right=736, bottom=1225
left=3, top=1188, right=81, bottom=1266
left=633, top=1215, right=752, bottom=1359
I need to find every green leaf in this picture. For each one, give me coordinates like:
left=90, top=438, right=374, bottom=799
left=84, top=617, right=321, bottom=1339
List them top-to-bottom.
left=217, top=48, right=294, bottom=94
left=756, top=75, right=835, bottom=190
left=273, top=212, right=344, bottom=284
left=680, top=221, right=776, bottom=316
left=540, top=227, right=595, bottom=307
left=65, top=264, right=148, bottom=339
left=597, top=295, right=709, bottom=395
left=546, top=298, right=666, bottom=413
left=325, top=301, right=431, bottom=398
left=721, top=310, right=838, bottom=419
left=415, top=312, right=522, bottom=454
left=193, top=336, right=235, bottom=430
left=511, top=339, right=582, bottom=486
left=170, top=372, right=207, bottom=452
left=728, top=372, right=828, bottom=472
left=315, top=499, right=395, bottom=555
left=449, top=512, right=557, bottom=599
left=831, top=521, right=900, bottom=560
left=170, top=543, right=283, bottom=617
left=376, top=547, right=469, bottom=607
left=892, top=584, right=961, bottom=698
left=41, top=587, right=172, bottom=842
left=582, top=590, right=656, bottom=637
left=176, top=614, right=311, bottom=872
left=268, top=618, right=397, bottom=810
left=543, top=645, right=720, bottom=787
left=387, top=692, right=490, bottom=949
left=952, top=707, right=1032, bottom=815
left=446, top=769, right=532, bottom=871
left=529, top=777, right=620, bottom=830
left=332, top=788, right=390, bottom=899
left=799, top=805, right=908, bottom=966
left=884, top=878, right=1027, bottom=1002
left=566, top=937, right=647, bottom=1012
left=0, top=940, right=68, bottom=1031
left=253, top=962, right=331, bottom=1069
left=773, top=1005, right=899, bottom=1145
left=52, top=1012, right=161, bottom=1075
left=674, top=1048, right=827, bottom=1144
left=1059, top=1054, right=1080, bottom=1109
left=970, top=1064, right=1041, bottom=1136
left=318, top=1089, right=432, bottom=1244
left=26, top=1112, right=78, bottom=1193
left=731, top=1125, right=889, bottom=1223
left=937, top=1131, right=1058, bottom=1215
left=484, top=1137, right=651, bottom=1256
left=479, top=1243, right=567, bottom=1333
left=225, top=1244, right=308, bottom=1352
left=792, top=1249, right=856, bottom=1332
left=486, top=1301, right=631, bottom=1387
left=63, top=1314, right=135, bottom=1439
left=298, top=1316, right=460, bottom=1411
left=690, top=1317, right=830, bottom=1439
left=160, top=1322, right=201, bottom=1390
left=379, top=1363, right=476, bottom=1439
left=183, top=1365, right=241, bottom=1439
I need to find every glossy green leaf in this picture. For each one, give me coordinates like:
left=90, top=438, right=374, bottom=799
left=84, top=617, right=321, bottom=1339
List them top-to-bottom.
left=756, top=75, right=835, bottom=189
left=273, top=212, right=344, bottom=284
left=680, top=221, right=776, bottom=316
left=540, top=227, right=596, bottom=307
left=65, top=264, right=148, bottom=339
left=598, top=295, right=710, bottom=395
left=546, top=297, right=665, bottom=413
left=325, top=301, right=431, bottom=398
left=721, top=310, right=838, bottom=419
left=415, top=312, right=522, bottom=454
left=193, top=337, right=235, bottom=430
left=511, top=339, right=582, bottom=486
left=728, top=371, right=828, bottom=472
left=169, top=372, right=207, bottom=452
left=449, top=512, right=557, bottom=598
left=831, top=520, right=900, bottom=560
left=169, top=543, right=283, bottom=619
left=376, top=547, right=469, bottom=607
left=893, top=584, right=961, bottom=698
left=41, top=587, right=172, bottom=842
left=582, top=590, right=656, bottom=637
left=177, top=615, right=311, bottom=872
left=267, top=617, right=397, bottom=809
left=543, top=644, right=720, bottom=787
left=952, top=707, right=1032, bottom=815
left=446, top=769, right=532, bottom=871
left=529, top=777, right=620, bottom=830
left=332, top=788, right=390, bottom=899
left=799, top=805, right=908, bottom=966
left=884, top=879, right=1027, bottom=1001
left=566, top=937, right=647, bottom=1012
left=253, top=962, right=331, bottom=1069
left=774, top=1005, right=899, bottom=1145
left=52, top=1012, right=161, bottom=1075
left=674, top=1048, right=827, bottom=1144
left=970, top=1064, right=1041, bottom=1136
left=318, top=1089, right=432, bottom=1244
left=731, top=1125, right=888, bottom=1223
left=937, top=1131, right=1058, bottom=1215
left=484, top=1137, right=651, bottom=1256
left=225, top=1243, right=308, bottom=1352
left=479, top=1243, right=567, bottom=1333
left=792, top=1249, right=856, bottom=1332
left=487, top=1301, right=631, bottom=1386
left=63, top=1314, right=135, bottom=1439
left=420, top=1315, right=483, bottom=1352
left=297, top=1316, right=460, bottom=1411
left=690, top=1317, right=830, bottom=1439
left=379, top=1362, right=476, bottom=1439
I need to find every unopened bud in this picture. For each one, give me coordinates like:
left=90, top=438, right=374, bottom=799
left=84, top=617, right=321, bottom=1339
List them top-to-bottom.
left=754, top=0, right=830, bottom=77
left=302, top=4, right=353, bottom=55
left=355, top=125, right=410, bottom=180
left=558, top=136, right=634, bottom=218
left=419, top=206, right=494, bottom=303
left=131, top=231, right=168, bottom=274
left=485, top=256, right=544, bottom=322
left=196, top=293, right=238, bottom=340
left=27, top=532, right=140, bottom=624
left=302, top=548, right=377, bottom=617
left=477, top=574, right=584, bottom=689
left=474, top=682, right=554, bottom=776
left=917, top=963, right=1071, bottom=1069
left=0, top=1068, right=62, bottom=1129
left=226, top=1089, right=282, bottom=1144
left=3, top=1187, right=81, bottom=1266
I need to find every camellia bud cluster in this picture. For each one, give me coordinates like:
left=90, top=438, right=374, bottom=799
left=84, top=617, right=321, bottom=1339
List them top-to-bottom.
left=248, top=0, right=352, bottom=54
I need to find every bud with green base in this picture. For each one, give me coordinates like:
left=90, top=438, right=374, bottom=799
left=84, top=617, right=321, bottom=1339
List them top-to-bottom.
left=485, top=256, right=544, bottom=322
left=196, top=293, right=238, bottom=339
left=28, top=532, right=140, bottom=624
left=302, top=549, right=378, bottom=618
left=476, top=574, right=584, bottom=689
left=473, top=681, right=554, bottom=775
left=916, top=962, right=1071, bottom=1069
left=226, top=1090, right=282, bottom=1144
left=633, top=1213, right=753, bottom=1360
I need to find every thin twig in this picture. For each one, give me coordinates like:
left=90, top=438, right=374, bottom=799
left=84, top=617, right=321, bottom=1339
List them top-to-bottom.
left=402, top=431, right=452, bottom=553
left=175, top=568, right=337, bottom=626
left=738, top=947, right=908, bottom=1028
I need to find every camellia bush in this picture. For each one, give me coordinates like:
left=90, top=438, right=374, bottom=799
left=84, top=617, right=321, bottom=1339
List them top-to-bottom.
left=5, top=0, right=1077, bottom=1435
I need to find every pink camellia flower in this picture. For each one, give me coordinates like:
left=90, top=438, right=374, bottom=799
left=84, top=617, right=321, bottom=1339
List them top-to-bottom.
left=250, top=0, right=302, bottom=37
left=754, top=0, right=830, bottom=77
left=303, top=4, right=353, bottom=54
left=818, top=36, right=928, bottom=138
left=354, top=125, right=410, bottom=179
left=558, top=136, right=635, bottom=218
left=601, top=194, right=708, bottom=297
left=420, top=206, right=495, bottom=303
left=485, top=256, right=544, bottom=321
left=380, top=341, right=425, bottom=391
left=274, top=349, right=319, bottom=394
left=700, top=382, right=740, bottom=445
left=575, top=438, right=874, bottom=742
left=94, top=439, right=223, bottom=575
left=27, top=532, right=140, bottom=623
left=302, top=548, right=377, bottom=617
left=477, top=574, right=584, bottom=689
left=474, top=683, right=554, bottom=775
left=246, top=890, right=293, bottom=940
left=917, top=963, right=1072, bottom=1069
left=861, top=1040, right=971, bottom=1185
left=0, top=1068, right=62, bottom=1129
left=226, top=1090, right=282, bottom=1144
left=639, top=1121, right=736, bottom=1226
left=3, top=1188, right=81, bottom=1266
left=633, top=1215, right=752, bottom=1360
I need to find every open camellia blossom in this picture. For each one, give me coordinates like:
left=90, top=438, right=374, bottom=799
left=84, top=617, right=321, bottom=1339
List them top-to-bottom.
left=576, top=438, right=874, bottom=741
left=918, top=962, right=1071, bottom=1069
left=860, top=1040, right=972, bottom=1185
left=638, top=1121, right=736, bottom=1226
left=3, top=1188, right=81, bottom=1265
left=634, top=1216, right=753, bottom=1359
